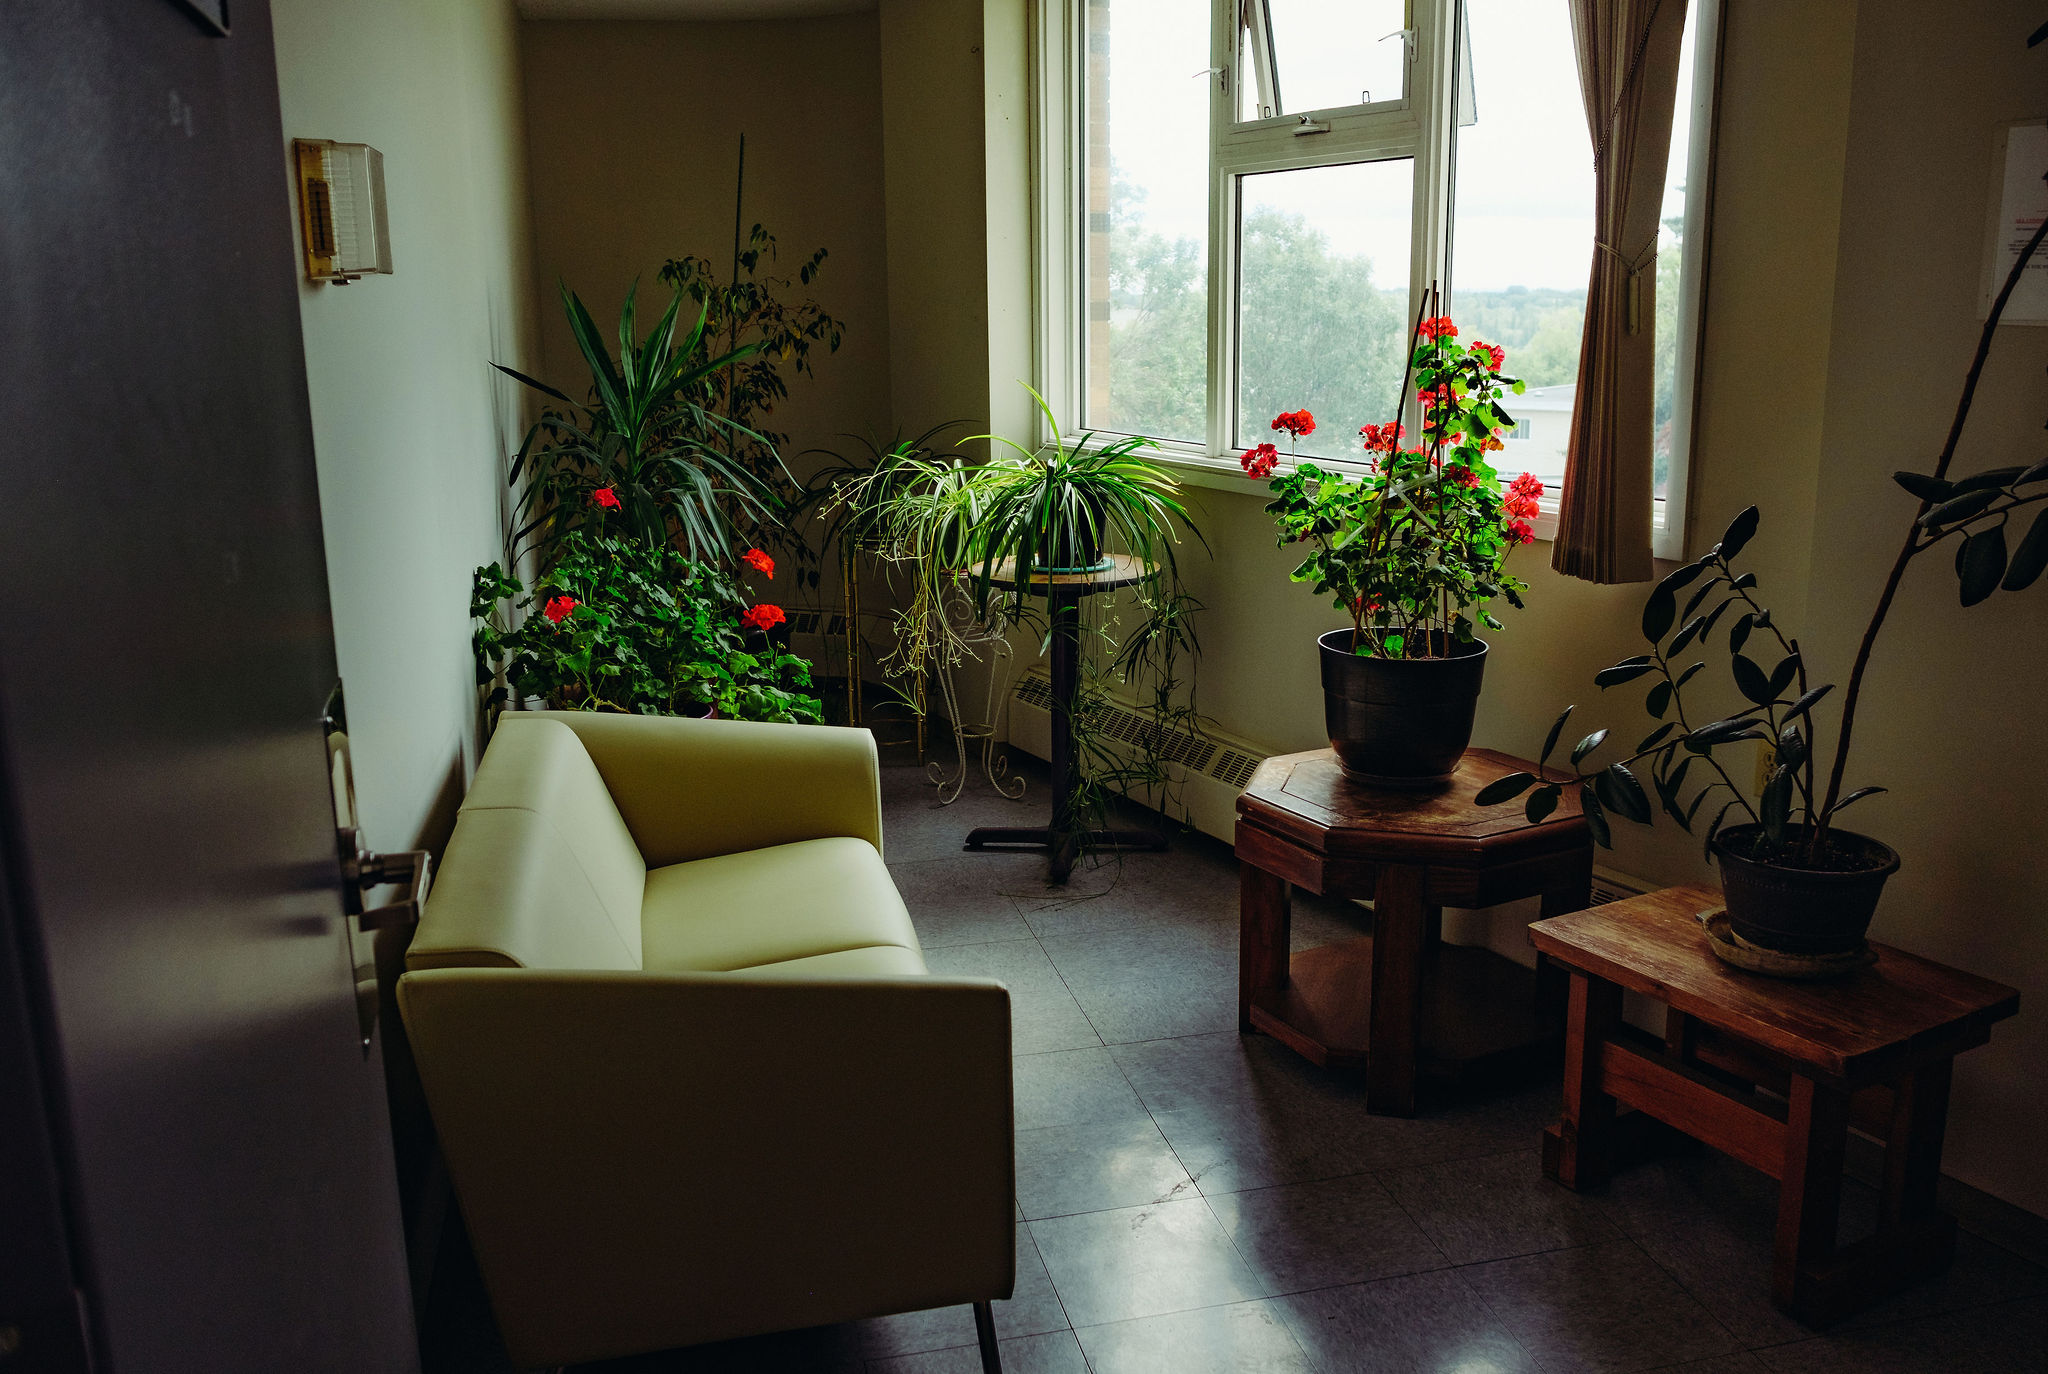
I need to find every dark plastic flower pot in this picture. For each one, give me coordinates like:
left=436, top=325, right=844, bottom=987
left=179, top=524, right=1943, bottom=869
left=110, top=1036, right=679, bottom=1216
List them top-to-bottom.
left=1029, top=491, right=1113, bottom=573
left=1318, top=630, right=1487, bottom=787
left=1709, top=823, right=1901, bottom=955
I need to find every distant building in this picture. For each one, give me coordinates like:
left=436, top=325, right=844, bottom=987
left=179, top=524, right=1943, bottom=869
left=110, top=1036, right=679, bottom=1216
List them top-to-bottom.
left=1502, top=382, right=1573, bottom=487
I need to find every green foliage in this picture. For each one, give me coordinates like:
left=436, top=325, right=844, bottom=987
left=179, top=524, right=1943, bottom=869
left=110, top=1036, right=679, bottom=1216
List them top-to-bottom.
left=1236, top=209, right=1409, bottom=457
left=661, top=220, right=846, bottom=587
left=494, top=281, right=776, bottom=565
left=1439, top=287, right=1586, bottom=389
left=1255, top=318, right=1535, bottom=658
left=963, top=386, right=1203, bottom=620
left=1482, top=443, right=2048, bottom=863
left=472, top=527, right=819, bottom=724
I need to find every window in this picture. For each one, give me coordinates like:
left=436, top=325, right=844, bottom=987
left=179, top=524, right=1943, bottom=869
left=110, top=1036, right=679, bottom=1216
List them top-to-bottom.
left=1041, top=0, right=1719, bottom=554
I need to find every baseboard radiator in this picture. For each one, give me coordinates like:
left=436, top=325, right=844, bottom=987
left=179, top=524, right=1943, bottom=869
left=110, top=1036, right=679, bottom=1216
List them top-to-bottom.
left=1006, top=668, right=1270, bottom=844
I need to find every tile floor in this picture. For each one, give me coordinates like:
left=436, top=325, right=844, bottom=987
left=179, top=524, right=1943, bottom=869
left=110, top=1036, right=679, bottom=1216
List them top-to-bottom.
left=539, top=757, right=2047, bottom=1373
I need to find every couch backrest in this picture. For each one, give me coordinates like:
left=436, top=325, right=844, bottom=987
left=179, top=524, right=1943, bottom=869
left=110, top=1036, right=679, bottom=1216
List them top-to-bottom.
left=408, top=717, right=648, bottom=972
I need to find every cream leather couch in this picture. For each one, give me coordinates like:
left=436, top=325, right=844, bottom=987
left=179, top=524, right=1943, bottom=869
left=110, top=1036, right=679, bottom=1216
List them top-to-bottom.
left=398, top=711, right=1014, bottom=1370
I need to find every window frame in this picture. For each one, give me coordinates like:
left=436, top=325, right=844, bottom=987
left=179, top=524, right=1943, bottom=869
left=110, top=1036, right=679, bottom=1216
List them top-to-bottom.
left=1031, top=0, right=1722, bottom=554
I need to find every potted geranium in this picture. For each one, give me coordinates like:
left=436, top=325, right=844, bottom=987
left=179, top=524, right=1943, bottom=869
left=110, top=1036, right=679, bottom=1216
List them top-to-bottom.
left=1475, top=218, right=2048, bottom=961
left=1252, top=311, right=1541, bottom=785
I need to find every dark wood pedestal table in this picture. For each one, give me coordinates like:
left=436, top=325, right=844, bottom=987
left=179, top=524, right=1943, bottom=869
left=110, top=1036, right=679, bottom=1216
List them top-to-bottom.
left=963, top=555, right=1168, bottom=884
left=1235, top=748, right=1594, bottom=1116
left=1532, top=884, right=2020, bottom=1326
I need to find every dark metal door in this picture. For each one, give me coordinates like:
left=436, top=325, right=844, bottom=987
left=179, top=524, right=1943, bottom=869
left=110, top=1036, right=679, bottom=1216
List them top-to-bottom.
left=0, top=2, right=419, bottom=1370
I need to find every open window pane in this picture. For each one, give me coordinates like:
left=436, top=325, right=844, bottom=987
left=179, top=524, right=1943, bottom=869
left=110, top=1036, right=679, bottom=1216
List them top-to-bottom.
left=1082, top=0, right=1210, bottom=444
left=1239, top=0, right=1408, bottom=122
left=1448, top=0, right=1595, bottom=494
left=1235, top=158, right=1415, bottom=458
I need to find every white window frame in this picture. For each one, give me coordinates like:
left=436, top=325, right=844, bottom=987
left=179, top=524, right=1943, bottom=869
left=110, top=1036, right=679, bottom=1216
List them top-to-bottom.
left=1032, top=0, right=1721, bottom=557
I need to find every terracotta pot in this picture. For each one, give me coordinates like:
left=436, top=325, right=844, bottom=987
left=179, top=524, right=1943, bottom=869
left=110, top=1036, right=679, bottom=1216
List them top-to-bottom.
left=1317, top=630, right=1487, bottom=787
left=1709, top=823, right=1901, bottom=955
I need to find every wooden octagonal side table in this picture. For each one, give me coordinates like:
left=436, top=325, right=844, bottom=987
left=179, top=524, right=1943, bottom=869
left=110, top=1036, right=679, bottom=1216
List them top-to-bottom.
left=1235, top=747, right=1595, bottom=1116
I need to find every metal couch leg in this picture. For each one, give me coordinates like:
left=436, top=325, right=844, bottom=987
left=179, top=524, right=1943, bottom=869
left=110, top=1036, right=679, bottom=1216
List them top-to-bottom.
left=973, top=1299, right=1002, bottom=1372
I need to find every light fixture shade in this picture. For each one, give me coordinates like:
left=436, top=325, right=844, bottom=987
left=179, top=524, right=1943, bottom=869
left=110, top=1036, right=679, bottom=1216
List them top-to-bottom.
left=292, top=139, right=392, bottom=283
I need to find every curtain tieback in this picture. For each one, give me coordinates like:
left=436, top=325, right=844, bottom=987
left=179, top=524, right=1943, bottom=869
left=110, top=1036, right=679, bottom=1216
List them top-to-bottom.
left=1597, top=234, right=1660, bottom=334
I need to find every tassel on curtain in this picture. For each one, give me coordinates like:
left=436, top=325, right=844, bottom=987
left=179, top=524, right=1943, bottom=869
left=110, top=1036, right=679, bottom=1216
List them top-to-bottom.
left=1552, top=0, right=1691, bottom=584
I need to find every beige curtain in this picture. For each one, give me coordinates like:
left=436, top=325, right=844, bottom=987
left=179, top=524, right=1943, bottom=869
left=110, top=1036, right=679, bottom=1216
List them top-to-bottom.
left=1552, top=0, right=1690, bottom=584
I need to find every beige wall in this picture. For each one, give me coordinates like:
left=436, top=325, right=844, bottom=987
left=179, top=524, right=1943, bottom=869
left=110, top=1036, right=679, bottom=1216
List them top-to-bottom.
left=272, top=0, right=538, bottom=856
left=878, top=0, right=995, bottom=438
left=1799, top=0, right=2048, bottom=1215
left=518, top=15, right=895, bottom=492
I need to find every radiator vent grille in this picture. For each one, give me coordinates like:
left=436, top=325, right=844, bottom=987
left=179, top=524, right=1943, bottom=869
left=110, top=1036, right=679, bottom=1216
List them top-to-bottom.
left=1012, top=670, right=1268, bottom=793
left=1588, top=870, right=1652, bottom=907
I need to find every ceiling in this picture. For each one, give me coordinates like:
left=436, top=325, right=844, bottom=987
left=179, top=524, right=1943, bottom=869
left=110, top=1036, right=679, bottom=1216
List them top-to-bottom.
left=517, top=0, right=875, bottom=18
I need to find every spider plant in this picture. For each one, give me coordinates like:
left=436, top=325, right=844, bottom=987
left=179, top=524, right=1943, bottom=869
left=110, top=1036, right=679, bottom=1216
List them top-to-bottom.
left=493, top=279, right=782, bottom=566
left=963, top=385, right=1202, bottom=618
left=814, top=428, right=991, bottom=684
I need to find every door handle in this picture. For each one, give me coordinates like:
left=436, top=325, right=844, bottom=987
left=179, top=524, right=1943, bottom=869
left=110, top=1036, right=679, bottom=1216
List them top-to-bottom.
left=336, top=826, right=430, bottom=932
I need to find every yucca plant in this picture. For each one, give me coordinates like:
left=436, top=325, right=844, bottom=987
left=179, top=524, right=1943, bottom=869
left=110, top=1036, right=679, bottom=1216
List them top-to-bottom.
left=493, top=280, right=781, bottom=565
left=963, top=385, right=1202, bottom=618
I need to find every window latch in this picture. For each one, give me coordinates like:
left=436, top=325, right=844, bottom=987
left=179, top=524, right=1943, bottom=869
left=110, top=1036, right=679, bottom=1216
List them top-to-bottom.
left=1192, top=65, right=1228, bottom=93
left=1292, top=116, right=1331, bottom=136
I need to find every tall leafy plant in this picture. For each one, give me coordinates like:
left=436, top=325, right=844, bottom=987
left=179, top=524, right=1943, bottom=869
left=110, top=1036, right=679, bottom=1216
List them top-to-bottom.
left=660, top=143, right=846, bottom=587
left=1478, top=211, right=2048, bottom=866
left=494, top=281, right=778, bottom=565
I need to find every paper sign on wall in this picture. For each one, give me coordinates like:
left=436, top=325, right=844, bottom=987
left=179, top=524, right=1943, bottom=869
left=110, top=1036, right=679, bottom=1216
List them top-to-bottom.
left=1982, top=121, right=2048, bottom=325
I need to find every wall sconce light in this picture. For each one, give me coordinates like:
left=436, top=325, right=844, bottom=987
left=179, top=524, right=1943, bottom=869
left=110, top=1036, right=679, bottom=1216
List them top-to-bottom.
left=292, top=139, right=392, bottom=284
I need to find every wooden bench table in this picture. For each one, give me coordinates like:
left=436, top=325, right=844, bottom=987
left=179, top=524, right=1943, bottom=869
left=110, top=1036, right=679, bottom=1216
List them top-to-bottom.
left=1235, top=748, right=1594, bottom=1116
left=1531, top=884, right=2021, bottom=1327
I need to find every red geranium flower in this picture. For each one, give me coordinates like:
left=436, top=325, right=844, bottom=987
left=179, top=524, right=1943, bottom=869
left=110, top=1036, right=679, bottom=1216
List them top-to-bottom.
left=1417, top=315, right=1459, bottom=342
left=1472, top=340, right=1506, bottom=372
left=1271, top=409, right=1316, bottom=439
left=1359, top=421, right=1405, bottom=454
left=1241, top=442, right=1280, bottom=479
left=1447, top=465, right=1483, bottom=489
left=1503, top=470, right=1545, bottom=522
left=591, top=486, right=621, bottom=509
left=1507, top=519, right=1536, bottom=546
left=741, top=548, right=775, bottom=579
left=542, top=595, right=578, bottom=625
left=740, top=603, right=786, bottom=633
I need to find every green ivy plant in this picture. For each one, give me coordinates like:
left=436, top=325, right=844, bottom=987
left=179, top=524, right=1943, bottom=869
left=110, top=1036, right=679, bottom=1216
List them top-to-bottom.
left=472, top=525, right=819, bottom=724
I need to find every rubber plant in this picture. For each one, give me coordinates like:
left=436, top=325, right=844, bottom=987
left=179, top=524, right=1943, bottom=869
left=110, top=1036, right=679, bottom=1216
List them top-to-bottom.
left=1476, top=210, right=2048, bottom=863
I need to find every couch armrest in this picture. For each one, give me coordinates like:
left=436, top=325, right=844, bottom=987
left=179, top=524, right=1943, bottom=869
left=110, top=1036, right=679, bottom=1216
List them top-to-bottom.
left=531, top=710, right=884, bottom=865
left=397, top=967, right=1013, bottom=1369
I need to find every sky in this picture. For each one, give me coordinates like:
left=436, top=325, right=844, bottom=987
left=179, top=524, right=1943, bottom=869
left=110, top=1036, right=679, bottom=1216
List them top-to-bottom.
left=1102, top=0, right=1699, bottom=294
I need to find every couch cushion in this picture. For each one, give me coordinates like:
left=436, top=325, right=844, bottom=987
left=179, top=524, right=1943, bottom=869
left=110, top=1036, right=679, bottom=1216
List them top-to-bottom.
left=410, top=716, right=647, bottom=972
left=410, top=808, right=639, bottom=972
left=641, top=837, right=922, bottom=973
left=731, top=945, right=929, bottom=979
